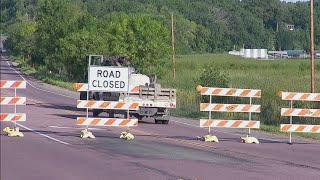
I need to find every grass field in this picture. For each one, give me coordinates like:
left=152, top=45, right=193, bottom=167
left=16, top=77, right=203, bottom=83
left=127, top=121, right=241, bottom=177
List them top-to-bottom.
left=8, top=53, right=320, bottom=139
left=160, top=54, right=320, bottom=139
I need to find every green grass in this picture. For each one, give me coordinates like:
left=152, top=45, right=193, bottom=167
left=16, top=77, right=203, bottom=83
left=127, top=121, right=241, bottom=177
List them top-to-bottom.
left=159, top=53, right=320, bottom=140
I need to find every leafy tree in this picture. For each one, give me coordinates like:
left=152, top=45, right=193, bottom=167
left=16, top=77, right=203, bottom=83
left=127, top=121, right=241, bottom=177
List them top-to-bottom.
left=2, top=0, right=320, bottom=82
left=6, top=13, right=36, bottom=63
left=102, top=13, right=171, bottom=77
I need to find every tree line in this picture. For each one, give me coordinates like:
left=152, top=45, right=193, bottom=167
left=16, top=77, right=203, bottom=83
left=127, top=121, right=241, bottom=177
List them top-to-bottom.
left=1, top=0, right=319, bottom=81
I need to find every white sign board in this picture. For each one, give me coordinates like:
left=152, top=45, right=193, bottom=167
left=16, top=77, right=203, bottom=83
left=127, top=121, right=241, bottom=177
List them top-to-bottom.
left=89, top=67, right=129, bottom=92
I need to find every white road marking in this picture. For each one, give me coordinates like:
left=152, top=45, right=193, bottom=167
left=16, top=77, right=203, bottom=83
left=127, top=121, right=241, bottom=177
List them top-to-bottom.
left=171, top=119, right=284, bottom=143
left=15, top=122, right=70, bottom=145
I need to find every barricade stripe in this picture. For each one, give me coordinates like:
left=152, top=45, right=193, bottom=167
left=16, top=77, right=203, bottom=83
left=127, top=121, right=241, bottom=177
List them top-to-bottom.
left=0, top=80, right=26, bottom=89
left=0, top=81, right=5, bottom=87
left=12, top=81, right=22, bottom=88
left=131, top=86, right=139, bottom=93
left=199, top=87, right=261, bottom=98
left=201, top=87, right=209, bottom=94
left=212, top=88, right=223, bottom=95
left=226, top=89, right=237, bottom=95
left=240, top=90, right=251, bottom=96
left=255, top=91, right=261, bottom=97
left=281, top=92, right=320, bottom=101
left=284, top=93, right=296, bottom=100
left=301, top=94, right=310, bottom=100
left=0, top=97, right=26, bottom=105
left=9, top=98, right=19, bottom=104
left=77, top=100, right=140, bottom=110
left=85, top=101, right=95, bottom=108
left=99, top=102, right=111, bottom=108
left=114, top=102, right=125, bottom=109
left=129, top=103, right=139, bottom=109
left=200, top=103, right=260, bottom=113
left=200, top=103, right=209, bottom=111
left=213, top=104, right=224, bottom=111
left=227, top=105, right=238, bottom=111
left=242, top=105, right=251, bottom=111
left=281, top=108, right=320, bottom=117
left=282, top=109, right=295, bottom=116
left=298, top=109, right=310, bottom=116
left=313, top=110, right=320, bottom=117
left=0, top=113, right=26, bottom=121
left=0, top=114, right=8, bottom=120
left=12, top=115, right=21, bottom=121
left=76, top=117, right=138, bottom=126
left=76, top=118, right=86, bottom=125
left=91, top=119, right=100, bottom=125
left=104, top=119, right=116, bottom=125
left=119, top=119, right=131, bottom=126
left=200, top=119, right=260, bottom=128
left=203, top=120, right=213, bottom=127
left=217, top=120, right=228, bottom=127
left=231, top=121, right=242, bottom=127
left=246, top=121, right=256, bottom=128
left=280, top=124, right=320, bottom=133
left=281, top=125, right=291, bottom=131
left=296, top=125, right=306, bottom=131
left=311, top=126, right=320, bottom=132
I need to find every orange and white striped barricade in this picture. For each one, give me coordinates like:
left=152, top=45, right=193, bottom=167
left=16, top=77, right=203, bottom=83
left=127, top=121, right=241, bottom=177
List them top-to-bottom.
left=0, top=80, right=27, bottom=137
left=197, top=85, right=261, bottom=143
left=279, top=91, right=320, bottom=144
left=77, top=100, right=139, bottom=139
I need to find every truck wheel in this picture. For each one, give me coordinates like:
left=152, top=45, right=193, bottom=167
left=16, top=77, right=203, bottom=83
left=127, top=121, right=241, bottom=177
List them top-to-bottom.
left=155, top=120, right=162, bottom=124
left=163, top=120, right=169, bottom=124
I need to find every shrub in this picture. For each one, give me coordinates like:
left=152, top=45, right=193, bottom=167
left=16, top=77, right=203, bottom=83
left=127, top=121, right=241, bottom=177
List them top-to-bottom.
left=198, top=65, right=229, bottom=88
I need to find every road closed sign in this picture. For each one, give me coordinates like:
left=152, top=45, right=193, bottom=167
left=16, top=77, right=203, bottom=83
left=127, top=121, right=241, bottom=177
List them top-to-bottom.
left=88, top=66, right=129, bottom=92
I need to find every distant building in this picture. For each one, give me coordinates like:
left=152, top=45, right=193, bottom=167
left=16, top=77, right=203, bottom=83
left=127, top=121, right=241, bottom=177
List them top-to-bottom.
left=286, top=24, right=295, bottom=31
left=243, top=49, right=268, bottom=59
left=285, top=50, right=307, bottom=58
left=268, top=51, right=288, bottom=59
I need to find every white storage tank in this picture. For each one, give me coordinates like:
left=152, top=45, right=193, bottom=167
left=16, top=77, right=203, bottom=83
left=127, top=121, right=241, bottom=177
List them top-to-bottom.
left=243, top=49, right=268, bottom=59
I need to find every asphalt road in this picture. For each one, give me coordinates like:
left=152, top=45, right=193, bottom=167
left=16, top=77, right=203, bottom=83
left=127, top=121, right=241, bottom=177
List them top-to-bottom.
left=1, top=54, right=320, bottom=180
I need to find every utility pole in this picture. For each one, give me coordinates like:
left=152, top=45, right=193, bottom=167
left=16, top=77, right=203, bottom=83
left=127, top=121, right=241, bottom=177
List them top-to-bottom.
left=310, top=0, right=315, bottom=93
left=171, top=13, right=176, bottom=80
